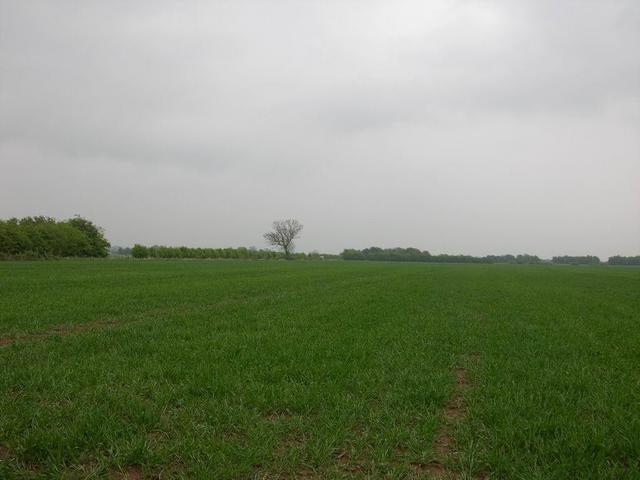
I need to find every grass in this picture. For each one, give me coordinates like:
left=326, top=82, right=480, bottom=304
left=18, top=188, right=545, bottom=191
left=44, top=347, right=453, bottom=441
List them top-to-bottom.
left=0, top=259, right=639, bottom=479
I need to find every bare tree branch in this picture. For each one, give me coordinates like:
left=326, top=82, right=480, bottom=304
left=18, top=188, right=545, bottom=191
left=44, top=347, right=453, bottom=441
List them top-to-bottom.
left=263, top=219, right=303, bottom=258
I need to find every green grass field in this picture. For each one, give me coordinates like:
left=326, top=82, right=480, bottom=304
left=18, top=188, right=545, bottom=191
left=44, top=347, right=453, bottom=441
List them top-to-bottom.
left=1, top=260, right=639, bottom=479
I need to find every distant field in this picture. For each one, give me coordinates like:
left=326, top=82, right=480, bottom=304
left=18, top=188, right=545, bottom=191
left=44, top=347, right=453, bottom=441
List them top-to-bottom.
left=1, top=260, right=639, bottom=479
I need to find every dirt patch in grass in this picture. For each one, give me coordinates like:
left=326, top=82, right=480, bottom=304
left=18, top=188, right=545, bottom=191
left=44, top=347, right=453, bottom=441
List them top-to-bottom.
left=0, top=297, right=269, bottom=348
left=0, top=319, right=120, bottom=347
left=46, top=319, right=120, bottom=337
left=427, top=355, right=484, bottom=479
left=441, top=368, right=468, bottom=422
left=264, top=409, right=293, bottom=421
left=257, top=428, right=314, bottom=479
left=274, top=431, right=307, bottom=458
left=0, top=443, right=13, bottom=460
left=0, top=443, right=42, bottom=473
left=333, top=448, right=367, bottom=475
left=333, top=450, right=369, bottom=475
left=410, top=461, right=448, bottom=477
left=264, top=463, right=319, bottom=479
left=110, top=465, right=143, bottom=480
left=293, top=466, right=317, bottom=478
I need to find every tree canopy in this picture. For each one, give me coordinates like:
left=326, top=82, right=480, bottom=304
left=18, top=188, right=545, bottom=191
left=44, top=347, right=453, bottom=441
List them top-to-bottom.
left=0, top=216, right=110, bottom=259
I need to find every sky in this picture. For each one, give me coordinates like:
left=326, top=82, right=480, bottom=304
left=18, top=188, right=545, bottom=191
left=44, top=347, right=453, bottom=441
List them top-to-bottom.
left=1, top=0, right=639, bottom=258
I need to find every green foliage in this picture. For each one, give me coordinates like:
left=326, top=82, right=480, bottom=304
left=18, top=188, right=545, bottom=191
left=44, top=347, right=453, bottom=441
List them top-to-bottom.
left=0, top=216, right=110, bottom=259
left=67, top=216, right=110, bottom=257
left=131, top=244, right=149, bottom=258
left=138, top=244, right=279, bottom=259
left=342, top=247, right=543, bottom=264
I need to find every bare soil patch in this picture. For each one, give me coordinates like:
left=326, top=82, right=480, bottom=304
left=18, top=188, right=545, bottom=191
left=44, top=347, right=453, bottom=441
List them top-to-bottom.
left=0, top=319, right=120, bottom=347
left=427, top=356, right=483, bottom=479
left=264, top=409, right=293, bottom=421
left=274, top=431, right=307, bottom=458
left=0, top=443, right=13, bottom=460
left=333, top=448, right=366, bottom=475
left=410, top=461, right=449, bottom=477
left=111, top=465, right=143, bottom=480
left=293, top=467, right=317, bottom=479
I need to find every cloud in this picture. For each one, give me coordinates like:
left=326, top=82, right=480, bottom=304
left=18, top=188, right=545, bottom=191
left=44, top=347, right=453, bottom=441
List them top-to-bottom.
left=1, top=0, right=638, bottom=257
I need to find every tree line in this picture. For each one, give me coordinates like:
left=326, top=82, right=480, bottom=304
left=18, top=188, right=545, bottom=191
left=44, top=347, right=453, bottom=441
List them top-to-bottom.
left=1, top=215, right=637, bottom=265
left=0, top=216, right=110, bottom=259
left=130, top=244, right=339, bottom=260
left=341, top=247, right=543, bottom=264
left=341, top=248, right=640, bottom=265
left=551, top=255, right=601, bottom=265
left=607, top=255, right=640, bottom=266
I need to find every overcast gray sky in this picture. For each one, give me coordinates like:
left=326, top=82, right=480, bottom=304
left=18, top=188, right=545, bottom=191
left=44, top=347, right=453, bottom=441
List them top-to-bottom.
left=1, top=0, right=638, bottom=258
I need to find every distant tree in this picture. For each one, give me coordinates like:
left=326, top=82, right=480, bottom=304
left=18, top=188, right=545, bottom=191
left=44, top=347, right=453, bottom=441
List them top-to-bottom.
left=67, top=215, right=110, bottom=257
left=263, top=219, right=303, bottom=258
left=131, top=244, right=149, bottom=258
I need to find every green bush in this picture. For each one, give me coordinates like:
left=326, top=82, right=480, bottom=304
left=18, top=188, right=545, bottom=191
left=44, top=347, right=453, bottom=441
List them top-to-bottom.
left=0, top=216, right=110, bottom=259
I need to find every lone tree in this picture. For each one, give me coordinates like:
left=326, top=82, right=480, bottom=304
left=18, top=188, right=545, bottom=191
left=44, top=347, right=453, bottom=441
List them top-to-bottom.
left=264, top=219, right=303, bottom=258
